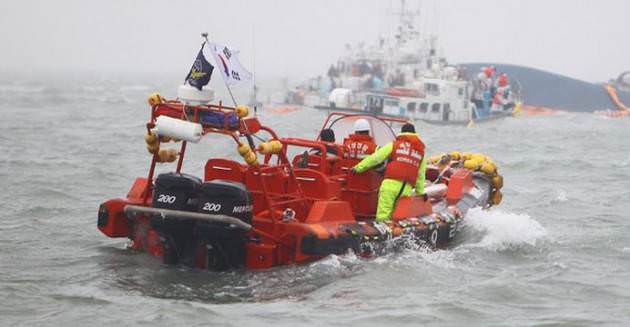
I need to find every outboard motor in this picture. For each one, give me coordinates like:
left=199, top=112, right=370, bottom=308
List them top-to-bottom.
left=151, top=172, right=202, bottom=265
left=152, top=172, right=201, bottom=211
left=195, top=179, right=252, bottom=271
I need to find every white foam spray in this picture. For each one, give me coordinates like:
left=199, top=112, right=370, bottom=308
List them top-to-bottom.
left=464, top=208, right=547, bottom=251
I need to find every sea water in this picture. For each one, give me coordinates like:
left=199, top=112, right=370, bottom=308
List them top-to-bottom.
left=1, top=73, right=629, bottom=326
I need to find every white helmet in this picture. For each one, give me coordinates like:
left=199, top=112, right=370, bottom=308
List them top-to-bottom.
left=354, top=118, right=370, bottom=133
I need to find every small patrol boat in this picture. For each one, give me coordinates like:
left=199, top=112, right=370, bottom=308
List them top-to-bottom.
left=97, top=89, right=505, bottom=271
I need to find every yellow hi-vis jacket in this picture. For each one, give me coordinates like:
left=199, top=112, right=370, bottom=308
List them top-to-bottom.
left=353, top=132, right=427, bottom=195
left=353, top=133, right=427, bottom=222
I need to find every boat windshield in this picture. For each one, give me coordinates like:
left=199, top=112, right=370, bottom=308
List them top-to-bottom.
left=326, top=115, right=396, bottom=147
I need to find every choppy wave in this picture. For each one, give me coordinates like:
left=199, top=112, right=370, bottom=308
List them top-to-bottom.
left=2, top=75, right=630, bottom=326
left=463, top=208, right=548, bottom=251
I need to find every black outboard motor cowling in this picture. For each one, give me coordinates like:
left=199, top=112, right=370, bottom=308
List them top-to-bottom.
left=152, top=172, right=202, bottom=211
left=151, top=173, right=202, bottom=265
left=149, top=175, right=253, bottom=270
left=197, top=179, right=253, bottom=223
left=196, top=180, right=252, bottom=271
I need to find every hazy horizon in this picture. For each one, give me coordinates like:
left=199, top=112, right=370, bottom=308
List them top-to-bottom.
left=1, top=0, right=628, bottom=83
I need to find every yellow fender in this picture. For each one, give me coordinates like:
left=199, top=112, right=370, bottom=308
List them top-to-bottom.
left=147, top=92, right=163, bottom=107
left=236, top=105, right=250, bottom=118
left=144, top=132, right=158, bottom=145
left=257, top=140, right=283, bottom=155
left=237, top=142, right=258, bottom=166
left=237, top=142, right=251, bottom=156
left=147, top=143, right=159, bottom=154
left=157, top=148, right=178, bottom=163
left=166, top=148, right=179, bottom=162
left=438, top=150, right=504, bottom=205
left=243, top=151, right=258, bottom=166
left=471, top=153, right=486, bottom=162
left=464, top=159, right=481, bottom=170
left=480, top=162, right=497, bottom=176
left=492, top=175, right=504, bottom=190
left=491, top=190, right=503, bottom=205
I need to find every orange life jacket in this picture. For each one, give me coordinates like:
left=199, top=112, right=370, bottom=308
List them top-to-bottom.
left=343, top=134, right=377, bottom=159
left=384, top=134, right=425, bottom=184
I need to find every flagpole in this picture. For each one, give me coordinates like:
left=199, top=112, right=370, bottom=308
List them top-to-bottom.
left=202, top=33, right=239, bottom=107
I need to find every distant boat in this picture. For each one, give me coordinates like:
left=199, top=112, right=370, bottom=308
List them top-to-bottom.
left=315, top=63, right=520, bottom=126
left=461, top=63, right=630, bottom=113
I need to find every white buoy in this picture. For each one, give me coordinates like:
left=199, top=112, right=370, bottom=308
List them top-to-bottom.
left=152, top=116, right=203, bottom=143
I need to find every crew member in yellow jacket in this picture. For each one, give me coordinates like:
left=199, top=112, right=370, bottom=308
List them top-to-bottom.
left=351, top=123, right=427, bottom=222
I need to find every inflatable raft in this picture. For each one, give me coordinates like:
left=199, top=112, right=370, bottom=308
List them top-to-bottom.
left=97, top=95, right=504, bottom=270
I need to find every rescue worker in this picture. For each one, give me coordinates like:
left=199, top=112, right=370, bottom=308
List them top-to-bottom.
left=343, top=118, right=377, bottom=159
left=351, top=123, right=427, bottom=222
left=298, top=128, right=340, bottom=169
left=315, top=128, right=339, bottom=157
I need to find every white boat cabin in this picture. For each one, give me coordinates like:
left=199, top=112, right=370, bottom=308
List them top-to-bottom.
left=363, top=76, right=476, bottom=124
left=401, top=77, right=474, bottom=123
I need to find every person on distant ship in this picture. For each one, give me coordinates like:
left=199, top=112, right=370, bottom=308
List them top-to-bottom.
left=359, top=61, right=370, bottom=76
left=373, top=63, right=384, bottom=80
left=327, top=64, right=339, bottom=79
left=351, top=64, right=360, bottom=77
left=487, top=66, right=497, bottom=97
left=478, top=67, right=495, bottom=116
left=388, top=69, right=406, bottom=87
left=471, top=72, right=487, bottom=113
left=493, top=73, right=514, bottom=111
left=372, top=75, right=383, bottom=90
left=343, top=119, right=377, bottom=159
left=351, top=123, right=427, bottom=222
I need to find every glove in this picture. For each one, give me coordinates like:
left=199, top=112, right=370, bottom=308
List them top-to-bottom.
left=350, top=167, right=358, bottom=174
left=373, top=221, right=392, bottom=238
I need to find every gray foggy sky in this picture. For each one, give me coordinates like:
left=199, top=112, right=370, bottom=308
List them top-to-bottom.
left=0, top=0, right=628, bottom=82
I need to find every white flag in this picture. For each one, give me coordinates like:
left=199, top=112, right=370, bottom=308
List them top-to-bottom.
left=208, top=43, right=252, bottom=85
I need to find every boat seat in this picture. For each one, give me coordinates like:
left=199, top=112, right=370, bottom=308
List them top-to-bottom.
left=291, top=152, right=341, bottom=176
left=292, top=153, right=322, bottom=170
left=331, top=157, right=360, bottom=176
left=204, top=159, right=246, bottom=183
left=244, top=165, right=289, bottom=213
left=244, top=165, right=288, bottom=193
left=288, top=168, right=341, bottom=200
left=340, top=169, right=383, bottom=219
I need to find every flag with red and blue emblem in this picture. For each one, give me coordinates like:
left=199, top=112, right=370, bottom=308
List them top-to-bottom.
left=208, top=43, right=252, bottom=85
